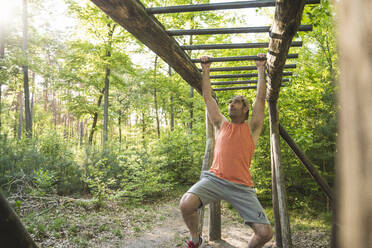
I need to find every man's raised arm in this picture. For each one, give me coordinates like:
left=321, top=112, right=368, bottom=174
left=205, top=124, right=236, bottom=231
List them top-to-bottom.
left=249, top=53, right=267, bottom=146
left=200, top=56, right=226, bottom=129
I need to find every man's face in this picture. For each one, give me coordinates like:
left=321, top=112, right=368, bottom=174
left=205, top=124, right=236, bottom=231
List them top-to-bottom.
left=228, top=97, right=247, bottom=118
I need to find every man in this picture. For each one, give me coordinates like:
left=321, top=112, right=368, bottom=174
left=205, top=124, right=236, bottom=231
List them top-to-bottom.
left=179, top=54, right=273, bottom=248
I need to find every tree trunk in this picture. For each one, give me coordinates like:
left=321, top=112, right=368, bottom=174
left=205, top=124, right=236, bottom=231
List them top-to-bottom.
left=22, top=0, right=32, bottom=138
left=337, top=0, right=372, bottom=247
left=0, top=25, right=4, bottom=134
left=153, top=56, right=160, bottom=139
left=103, top=66, right=110, bottom=145
left=169, top=66, right=174, bottom=131
left=189, top=87, right=194, bottom=131
left=88, top=88, right=105, bottom=145
left=52, top=91, right=57, bottom=131
left=18, top=92, right=23, bottom=140
left=118, top=115, right=122, bottom=143
left=79, top=121, right=84, bottom=146
left=0, top=190, right=38, bottom=248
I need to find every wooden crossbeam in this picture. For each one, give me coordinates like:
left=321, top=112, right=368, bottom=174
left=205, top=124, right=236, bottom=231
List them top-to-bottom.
left=90, top=0, right=203, bottom=93
left=146, top=0, right=320, bottom=14
left=167, top=25, right=312, bottom=36
left=181, top=41, right=302, bottom=50
left=192, top=54, right=297, bottom=63
left=199, top=64, right=296, bottom=72
left=210, top=72, right=292, bottom=79
left=212, top=78, right=289, bottom=85
left=213, top=85, right=285, bottom=91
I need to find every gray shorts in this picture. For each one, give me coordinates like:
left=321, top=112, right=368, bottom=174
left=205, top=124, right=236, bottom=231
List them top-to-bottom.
left=187, top=171, right=270, bottom=225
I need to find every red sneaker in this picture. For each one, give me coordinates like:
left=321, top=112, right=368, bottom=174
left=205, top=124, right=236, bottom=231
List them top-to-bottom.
left=186, top=237, right=205, bottom=248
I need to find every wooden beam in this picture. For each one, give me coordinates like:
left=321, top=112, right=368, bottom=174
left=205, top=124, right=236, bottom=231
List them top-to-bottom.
left=90, top=0, right=203, bottom=93
left=147, top=0, right=320, bottom=14
left=337, top=0, right=372, bottom=247
left=168, top=25, right=312, bottom=36
left=181, top=41, right=302, bottom=50
left=192, top=54, right=297, bottom=63
left=199, top=64, right=296, bottom=72
left=210, top=72, right=292, bottom=79
left=212, top=79, right=289, bottom=85
left=279, top=124, right=334, bottom=204
left=0, top=190, right=38, bottom=248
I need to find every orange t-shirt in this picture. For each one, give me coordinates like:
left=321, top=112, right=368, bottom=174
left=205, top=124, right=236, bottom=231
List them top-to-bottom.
left=209, top=121, right=255, bottom=187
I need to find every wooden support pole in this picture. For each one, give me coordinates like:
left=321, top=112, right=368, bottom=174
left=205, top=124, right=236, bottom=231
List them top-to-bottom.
left=90, top=0, right=203, bottom=93
left=337, top=0, right=372, bottom=247
left=266, top=1, right=307, bottom=247
left=168, top=25, right=312, bottom=36
left=268, top=100, right=292, bottom=248
left=198, top=111, right=221, bottom=240
left=279, top=124, right=334, bottom=204
left=0, top=190, right=38, bottom=248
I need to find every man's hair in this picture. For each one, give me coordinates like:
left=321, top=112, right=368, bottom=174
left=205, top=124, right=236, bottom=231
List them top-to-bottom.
left=230, top=95, right=251, bottom=120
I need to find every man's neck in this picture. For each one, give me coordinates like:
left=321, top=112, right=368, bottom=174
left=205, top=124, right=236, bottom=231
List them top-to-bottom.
left=230, top=117, right=246, bottom=124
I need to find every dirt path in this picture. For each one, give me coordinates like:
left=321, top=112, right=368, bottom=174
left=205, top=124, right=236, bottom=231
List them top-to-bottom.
left=120, top=203, right=275, bottom=248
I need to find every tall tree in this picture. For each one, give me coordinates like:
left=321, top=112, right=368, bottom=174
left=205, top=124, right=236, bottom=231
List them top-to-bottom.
left=22, top=0, right=32, bottom=137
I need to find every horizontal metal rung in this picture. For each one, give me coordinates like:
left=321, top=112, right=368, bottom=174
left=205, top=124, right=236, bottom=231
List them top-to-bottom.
left=146, top=0, right=320, bottom=14
left=167, top=25, right=312, bottom=36
left=181, top=41, right=302, bottom=50
left=192, top=54, right=298, bottom=63
left=198, top=64, right=297, bottom=72
left=210, top=72, right=292, bottom=79
left=211, top=78, right=290, bottom=85
left=213, top=84, right=285, bottom=91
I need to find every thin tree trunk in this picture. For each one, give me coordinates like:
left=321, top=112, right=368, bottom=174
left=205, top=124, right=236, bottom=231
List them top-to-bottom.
left=22, top=0, right=32, bottom=138
left=0, top=25, right=4, bottom=134
left=153, top=56, right=160, bottom=139
left=103, top=66, right=110, bottom=145
left=169, top=66, right=174, bottom=131
left=30, top=71, right=35, bottom=126
left=189, top=87, right=193, bottom=131
left=88, top=88, right=105, bottom=145
left=52, top=91, right=57, bottom=131
left=18, top=92, right=23, bottom=140
left=142, top=111, right=146, bottom=148
left=118, top=115, right=122, bottom=143
left=79, top=121, right=84, bottom=146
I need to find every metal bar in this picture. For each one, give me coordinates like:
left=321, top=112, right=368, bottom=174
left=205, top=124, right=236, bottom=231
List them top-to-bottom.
left=147, top=0, right=320, bottom=14
left=167, top=25, right=312, bottom=36
left=181, top=41, right=302, bottom=50
left=192, top=54, right=298, bottom=63
left=198, top=64, right=297, bottom=72
left=210, top=72, right=292, bottom=79
left=212, top=78, right=289, bottom=85
left=213, top=85, right=285, bottom=91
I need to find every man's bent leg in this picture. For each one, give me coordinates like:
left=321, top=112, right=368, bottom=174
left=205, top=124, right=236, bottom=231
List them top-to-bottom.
left=179, top=193, right=202, bottom=239
left=248, top=223, right=273, bottom=248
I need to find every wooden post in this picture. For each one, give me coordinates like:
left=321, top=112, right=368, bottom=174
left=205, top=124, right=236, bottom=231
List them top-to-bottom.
left=337, top=0, right=372, bottom=247
left=266, top=1, right=307, bottom=247
left=268, top=100, right=292, bottom=248
left=198, top=110, right=221, bottom=240
left=279, top=124, right=333, bottom=204
left=0, top=190, right=38, bottom=248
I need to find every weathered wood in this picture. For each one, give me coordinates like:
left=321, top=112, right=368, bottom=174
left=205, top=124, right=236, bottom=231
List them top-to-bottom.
left=90, top=0, right=203, bottom=93
left=147, top=0, right=319, bottom=14
left=266, top=0, right=307, bottom=101
left=337, top=0, right=372, bottom=247
left=168, top=25, right=312, bottom=36
left=181, top=41, right=302, bottom=50
left=192, top=54, right=297, bottom=63
left=199, top=64, right=296, bottom=72
left=210, top=72, right=292, bottom=79
left=212, top=79, right=289, bottom=85
left=268, top=100, right=292, bottom=248
left=198, top=111, right=217, bottom=237
left=279, top=124, right=333, bottom=204
left=0, top=190, right=38, bottom=248
left=209, top=201, right=221, bottom=241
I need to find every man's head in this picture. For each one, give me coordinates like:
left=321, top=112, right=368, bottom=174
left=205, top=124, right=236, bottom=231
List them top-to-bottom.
left=228, top=95, right=250, bottom=121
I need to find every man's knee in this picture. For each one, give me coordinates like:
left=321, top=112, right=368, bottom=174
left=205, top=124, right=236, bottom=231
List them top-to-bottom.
left=179, top=193, right=201, bottom=215
left=252, top=224, right=273, bottom=242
